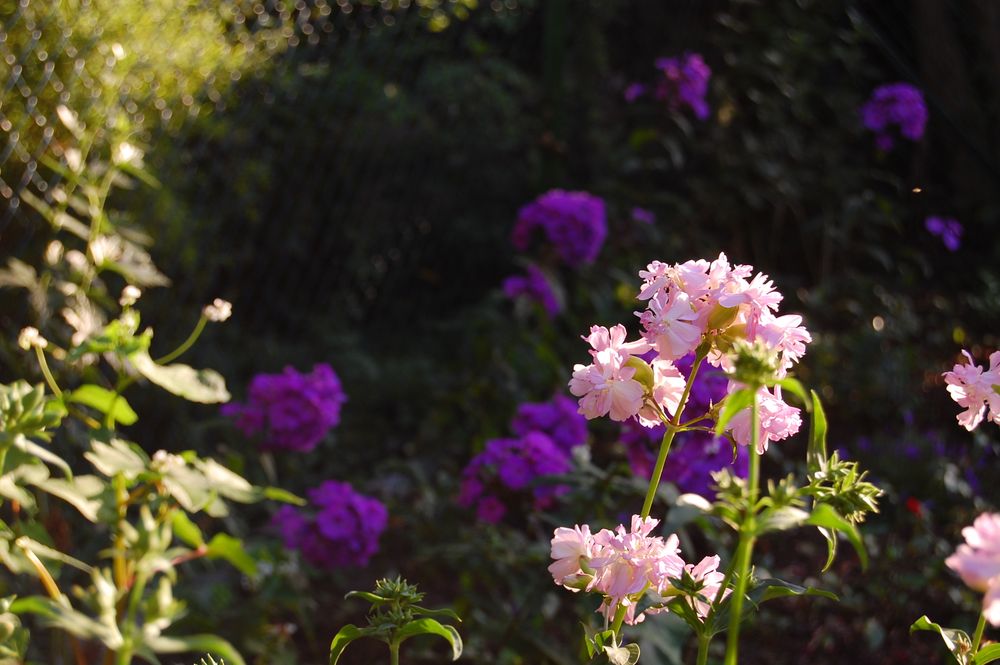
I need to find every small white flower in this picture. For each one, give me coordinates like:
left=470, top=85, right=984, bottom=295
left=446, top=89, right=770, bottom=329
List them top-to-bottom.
left=44, top=240, right=64, bottom=266
left=119, top=285, right=142, bottom=307
left=202, top=298, right=232, bottom=322
left=18, top=327, right=48, bottom=350
left=151, top=450, right=185, bottom=472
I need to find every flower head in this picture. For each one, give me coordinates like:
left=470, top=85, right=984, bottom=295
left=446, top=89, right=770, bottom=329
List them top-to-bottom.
left=653, top=53, right=712, bottom=120
left=860, top=83, right=928, bottom=150
left=511, top=190, right=607, bottom=267
left=925, top=216, right=963, bottom=252
left=502, top=265, right=561, bottom=317
left=203, top=298, right=233, bottom=322
left=17, top=327, right=48, bottom=351
left=943, top=350, right=1000, bottom=431
left=223, top=363, right=347, bottom=452
left=728, top=386, right=802, bottom=454
left=511, top=395, right=588, bottom=453
left=275, top=481, right=387, bottom=569
left=945, top=513, right=1000, bottom=625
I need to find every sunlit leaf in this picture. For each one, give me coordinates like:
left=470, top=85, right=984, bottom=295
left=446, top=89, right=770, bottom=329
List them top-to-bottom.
left=129, top=351, right=229, bottom=404
left=67, top=385, right=138, bottom=426
left=715, top=388, right=754, bottom=436
left=807, top=390, right=828, bottom=474
left=806, top=503, right=868, bottom=569
left=205, top=534, right=256, bottom=577
left=910, top=615, right=973, bottom=664
left=396, top=618, right=462, bottom=660
left=329, top=624, right=371, bottom=665
left=144, top=634, right=245, bottom=665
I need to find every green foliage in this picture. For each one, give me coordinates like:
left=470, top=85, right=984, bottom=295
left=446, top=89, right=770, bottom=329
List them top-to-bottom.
left=911, top=615, right=974, bottom=664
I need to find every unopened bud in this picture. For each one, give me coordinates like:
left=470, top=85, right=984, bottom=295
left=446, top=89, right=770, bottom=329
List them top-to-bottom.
left=44, top=240, right=64, bottom=265
left=119, top=285, right=141, bottom=307
left=202, top=298, right=232, bottom=322
left=707, top=304, right=740, bottom=331
left=18, top=327, right=48, bottom=351
left=728, top=339, right=780, bottom=388
left=624, top=356, right=654, bottom=392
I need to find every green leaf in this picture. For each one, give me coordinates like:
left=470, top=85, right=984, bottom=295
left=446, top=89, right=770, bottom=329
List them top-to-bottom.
left=129, top=351, right=230, bottom=404
left=774, top=378, right=810, bottom=409
left=67, top=385, right=138, bottom=426
left=715, top=388, right=754, bottom=436
left=807, top=390, right=828, bottom=474
left=12, top=435, right=72, bottom=479
left=85, top=440, right=148, bottom=479
left=31, top=475, right=106, bottom=522
left=263, top=486, right=306, bottom=505
left=806, top=503, right=868, bottom=569
left=756, top=506, right=809, bottom=534
left=171, top=512, right=205, bottom=548
left=816, top=526, right=837, bottom=573
left=205, top=534, right=256, bottom=577
left=13, top=537, right=92, bottom=574
left=749, top=578, right=838, bottom=605
left=344, top=591, right=389, bottom=605
left=11, top=596, right=123, bottom=648
left=410, top=605, right=462, bottom=622
left=910, top=615, right=973, bottom=664
left=396, top=618, right=463, bottom=660
left=329, top=624, right=370, bottom=665
left=144, top=634, right=245, bottom=665
left=599, top=643, right=640, bottom=665
left=976, top=644, right=1000, bottom=664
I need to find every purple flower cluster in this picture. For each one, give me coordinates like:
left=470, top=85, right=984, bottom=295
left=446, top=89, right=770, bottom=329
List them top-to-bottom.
left=654, top=53, right=712, bottom=120
left=860, top=83, right=928, bottom=151
left=511, top=190, right=607, bottom=267
left=925, top=216, right=963, bottom=251
left=502, top=265, right=562, bottom=317
left=621, top=355, right=746, bottom=497
left=222, top=364, right=347, bottom=453
left=511, top=394, right=588, bottom=453
left=458, top=431, right=572, bottom=523
left=274, top=480, right=387, bottom=569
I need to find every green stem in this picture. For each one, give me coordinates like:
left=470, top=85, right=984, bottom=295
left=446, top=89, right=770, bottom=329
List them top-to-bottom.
left=155, top=315, right=207, bottom=365
left=34, top=346, right=63, bottom=400
left=639, top=352, right=706, bottom=519
left=723, top=391, right=761, bottom=665
left=610, top=603, right=628, bottom=637
left=972, top=612, right=988, bottom=653
left=696, top=632, right=711, bottom=665
left=389, top=640, right=400, bottom=665
left=113, top=643, right=132, bottom=665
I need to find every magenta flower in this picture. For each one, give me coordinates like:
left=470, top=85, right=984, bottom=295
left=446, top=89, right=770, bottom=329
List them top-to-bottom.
left=653, top=53, right=712, bottom=120
left=860, top=83, right=928, bottom=151
left=511, top=190, right=607, bottom=267
left=925, top=216, right=963, bottom=251
left=502, top=265, right=562, bottom=317
left=943, top=350, right=1000, bottom=431
left=223, top=363, right=347, bottom=453
left=274, top=480, right=387, bottom=569
left=945, top=513, right=1000, bottom=626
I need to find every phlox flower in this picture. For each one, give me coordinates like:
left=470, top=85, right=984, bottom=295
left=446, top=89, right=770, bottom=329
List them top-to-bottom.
left=860, top=83, right=927, bottom=151
left=943, top=350, right=1000, bottom=431
left=729, top=386, right=802, bottom=453
left=511, top=394, right=588, bottom=453
left=945, top=513, right=1000, bottom=626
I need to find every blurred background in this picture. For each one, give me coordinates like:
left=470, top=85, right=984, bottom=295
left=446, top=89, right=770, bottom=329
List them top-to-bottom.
left=1, top=0, right=999, bottom=663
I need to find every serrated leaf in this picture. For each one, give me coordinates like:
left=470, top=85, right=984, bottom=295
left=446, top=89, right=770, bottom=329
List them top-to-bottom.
left=129, top=351, right=229, bottom=404
left=67, top=385, right=138, bottom=426
left=715, top=388, right=754, bottom=436
left=807, top=390, right=828, bottom=474
left=806, top=503, right=867, bottom=569
left=205, top=534, right=256, bottom=577
left=910, top=615, right=973, bottom=664
left=396, top=618, right=462, bottom=660
left=329, top=624, right=371, bottom=665
left=144, top=634, right=245, bottom=665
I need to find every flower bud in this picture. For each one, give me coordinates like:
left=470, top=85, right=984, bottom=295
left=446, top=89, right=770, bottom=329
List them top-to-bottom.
left=44, top=240, right=64, bottom=266
left=119, top=285, right=141, bottom=307
left=203, top=298, right=232, bottom=322
left=707, top=304, right=739, bottom=331
left=18, top=327, right=47, bottom=351
left=728, top=339, right=780, bottom=388
left=624, top=356, right=654, bottom=392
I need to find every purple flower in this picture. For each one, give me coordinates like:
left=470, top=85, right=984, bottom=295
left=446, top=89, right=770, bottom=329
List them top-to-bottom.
left=653, top=53, right=712, bottom=120
left=624, top=82, right=647, bottom=103
left=860, top=83, right=928, bottom=150
left=511, top=190, right=607, bottom=267
left=631, top=207, right=656, bottom=225
left=925, top=216, right=963, bottom=251
left=502, top=265, right=562, bottom=317
left=222, top=364, right=347, bottom=453
left=511, top=395, right=588, bottom=453
left=458, top=432, right=572, bottom=521
left=274, top=480, right=387, bottom=569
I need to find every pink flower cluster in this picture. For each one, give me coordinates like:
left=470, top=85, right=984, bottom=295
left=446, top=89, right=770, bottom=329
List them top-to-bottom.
left=569, top=254, right=810, bottom=452
left=944, top=350, right=1000, bottom=431
left=945, top=513, right=1000, bottom=626
left=549, top=515, right=729, bottom=625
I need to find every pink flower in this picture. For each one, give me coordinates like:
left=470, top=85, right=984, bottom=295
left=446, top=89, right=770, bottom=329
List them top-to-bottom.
left=718, top=272, right=782, bottom=340
left=638, top=291, right=704, bottom=360
left=756, top=313, right=812, bottom=376
left=569, top=325, right=652, bottom=422
left=943, top=350, right=1000, bottom=431
left=637, top=359, right=686, bottom=427
left=728, top=386, right=802, bottom=453
left=945, top=513, right=1000, bottom=626
left=549, top=524, right=594, bottom=587
left=682, top=555, right=730, bottom=619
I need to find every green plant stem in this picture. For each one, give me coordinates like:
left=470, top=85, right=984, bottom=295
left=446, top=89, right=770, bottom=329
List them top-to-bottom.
left=155, top=315, right=207, bottom=365
left=34, top=346, right=63, bottom=400
left=639, top=352, right=706, bottom=519
left=723, top=391, right=761, bottom=665
left=112, top=474, right=129, bottom=595
left=611, top=603, right=628, bottom=637
left=973, top=612, right=988, bottom=653
left=696, top=632, right=711, bottom=665
left=389, top=640, right=400, bottom=665
left=113, top=643, right=132, bottom=665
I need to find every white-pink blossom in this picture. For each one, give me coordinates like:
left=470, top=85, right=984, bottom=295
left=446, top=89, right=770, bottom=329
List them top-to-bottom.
left=718, top=272, right=782, bottom=340
left=638, top=291, right=704, bottom=360
left=756, top=313, right=812, bottom=376
left=569, top=325, right=652, bottom=422
left=943, top=350, right=1000, bottom=431
left=637, top=359, right=686, bottom=427
left=729, top=386, right=802, bottom=453
left=945, top=513, right=1000, bottom=626
left=548, top=524, right=594, bottom=587
left=682, top=555, right=730, bottom=619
